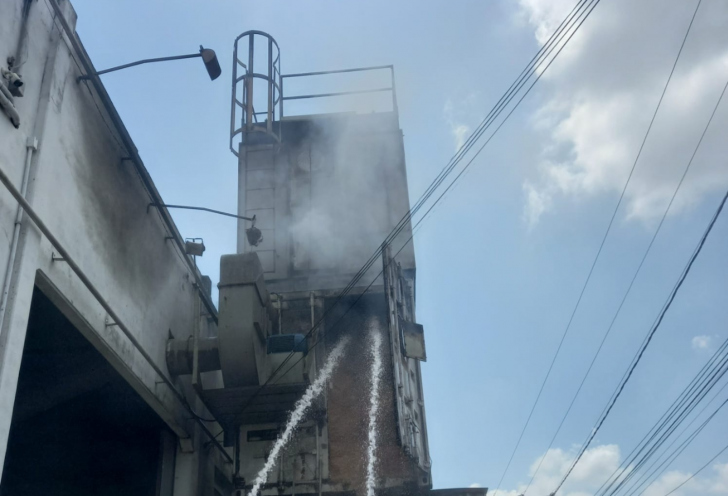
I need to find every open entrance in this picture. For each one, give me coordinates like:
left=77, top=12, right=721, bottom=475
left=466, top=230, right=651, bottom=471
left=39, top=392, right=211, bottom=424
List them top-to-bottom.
left=1, top=287, right=174, bottom=496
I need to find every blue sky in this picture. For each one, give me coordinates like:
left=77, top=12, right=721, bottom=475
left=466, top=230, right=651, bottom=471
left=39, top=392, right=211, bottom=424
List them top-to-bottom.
left=70, top=0, right=728, bottom=494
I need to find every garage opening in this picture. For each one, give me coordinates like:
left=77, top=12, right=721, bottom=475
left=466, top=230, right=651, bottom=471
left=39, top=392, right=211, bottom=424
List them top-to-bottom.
left=1, top=287, right=174, bottom=496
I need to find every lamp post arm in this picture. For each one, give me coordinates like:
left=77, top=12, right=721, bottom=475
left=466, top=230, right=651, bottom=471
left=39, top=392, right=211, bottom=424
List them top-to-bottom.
left=78, top=53, right=201, bottom=80
left=148, top=203, right=256, bottom=223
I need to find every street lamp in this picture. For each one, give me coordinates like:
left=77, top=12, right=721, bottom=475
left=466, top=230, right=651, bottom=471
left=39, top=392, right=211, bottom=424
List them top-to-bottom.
left=78, top=45, right=221, bottom=82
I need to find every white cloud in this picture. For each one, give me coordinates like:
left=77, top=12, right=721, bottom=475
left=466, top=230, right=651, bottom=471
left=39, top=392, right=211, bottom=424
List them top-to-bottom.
left=518, top=0, right=728, bottom=225
left=443, top=95, right=479, bottom=151
left=692, top=335, right=713, bottom=350
left=489, top=444, right=728, bottom=496
left=469, top=483, right=482, bottom=488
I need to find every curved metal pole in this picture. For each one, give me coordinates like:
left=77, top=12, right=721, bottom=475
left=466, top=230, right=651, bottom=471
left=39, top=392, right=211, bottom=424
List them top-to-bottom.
left=78, top=53, right=201, bottom=80
left=148, top=203, right=255, bottom=223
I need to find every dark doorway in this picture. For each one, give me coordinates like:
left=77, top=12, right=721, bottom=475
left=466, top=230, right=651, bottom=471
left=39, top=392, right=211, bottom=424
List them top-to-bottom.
left=1, top=287, right=171, bottom=496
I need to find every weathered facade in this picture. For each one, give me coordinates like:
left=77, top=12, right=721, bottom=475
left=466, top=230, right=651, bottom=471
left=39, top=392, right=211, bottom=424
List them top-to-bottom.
left=0, top=1, right=231, bottom=494
left=1, top=6, right=486, bottom=496
left=217, top=32, right=431, bottom=496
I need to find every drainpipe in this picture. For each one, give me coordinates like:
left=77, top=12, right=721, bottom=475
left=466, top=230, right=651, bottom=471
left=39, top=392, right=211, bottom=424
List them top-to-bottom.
left=0, top=137, right=38, bottom=329
left=316, top=423, right=322, bottom=496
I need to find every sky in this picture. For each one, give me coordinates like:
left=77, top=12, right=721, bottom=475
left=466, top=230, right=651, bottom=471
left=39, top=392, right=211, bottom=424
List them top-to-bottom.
left=68, top=0, right=728, bottom=495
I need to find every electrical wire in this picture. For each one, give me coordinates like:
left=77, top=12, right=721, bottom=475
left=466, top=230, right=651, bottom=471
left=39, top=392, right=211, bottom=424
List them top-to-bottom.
left=214, top=0, right=603, bottom=433
left=272, top=0, right=604, bottom=391
left=503, top=0, right=705, bottom=491
left=524, top=69, right=728, bottom=495
left=550, top=178, right=728, bottom=494
left=598, top=342, right=728, bottom=495
left=626, top=382, right=728, bottom=496
left=662, top=442, right=728, bottom=496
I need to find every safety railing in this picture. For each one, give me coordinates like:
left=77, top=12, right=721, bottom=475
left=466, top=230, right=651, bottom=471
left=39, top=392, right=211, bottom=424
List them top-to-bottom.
left=230, top=30, right=399, bottom=156
left=280, top=65, right=398, bottom=119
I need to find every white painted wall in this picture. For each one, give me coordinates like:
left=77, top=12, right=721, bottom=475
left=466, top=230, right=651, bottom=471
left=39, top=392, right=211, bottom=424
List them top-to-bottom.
left=0, top=0, right=230, bottom=489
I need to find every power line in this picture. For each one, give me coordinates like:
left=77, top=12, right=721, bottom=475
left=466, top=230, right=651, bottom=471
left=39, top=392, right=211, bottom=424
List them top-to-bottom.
left=218, top=0, right=603, bottom=431
left=273, top=0, right=604, bottom=390
left=498, top=0, right=706, bottom=492
left=525, top=70, right=728, bottom=494
left=550, top=177, right=728, bottom=494
left=598, top=340, right=728, bottom=496
left=627, top=383, right=728, bottom=496
left=662, top=442, right=728, bottom=496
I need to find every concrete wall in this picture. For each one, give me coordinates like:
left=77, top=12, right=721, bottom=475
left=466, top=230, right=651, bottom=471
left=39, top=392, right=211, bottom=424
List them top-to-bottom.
left=0, top=0, right=230, bottom=489
left=233, top=108, right=429, bottom=495
left=238, top=113, right=416, bottom=294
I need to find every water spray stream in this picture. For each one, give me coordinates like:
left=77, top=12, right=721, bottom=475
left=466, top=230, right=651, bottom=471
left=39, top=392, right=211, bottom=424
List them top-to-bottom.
left=366, top=324, right=383, bottom=496
left=248, top=336, right=351, bottom=496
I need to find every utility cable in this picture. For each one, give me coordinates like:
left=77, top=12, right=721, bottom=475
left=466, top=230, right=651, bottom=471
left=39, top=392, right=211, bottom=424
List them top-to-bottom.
left=215, top=0, right=603, bottom=433
left=272, top=0, right=603, bottom=393
left=503, top=0, right=706, bottom=492
left=525, top=70, right=728, bottom=495
left=550, top=176, right=728, bottom=494
left=591, top=338, right=728, bottom=496
left=599, top=346, right=728, bottom=496
left=621, top=351, right=728, bottom=496
left=627, top=383, right=728, bottom=496
left=662, top=442, right=728, bottom=496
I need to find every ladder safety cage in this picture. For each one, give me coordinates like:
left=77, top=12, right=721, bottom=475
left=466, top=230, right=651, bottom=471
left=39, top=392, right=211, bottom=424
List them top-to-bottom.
left=230, top=31, right=282, bottom=156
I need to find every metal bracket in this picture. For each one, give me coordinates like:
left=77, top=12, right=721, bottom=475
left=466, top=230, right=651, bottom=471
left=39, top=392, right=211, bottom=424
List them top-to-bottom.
left=51, top=252, right=66, bottom=262
left=105, top=316, right=118, bottom=327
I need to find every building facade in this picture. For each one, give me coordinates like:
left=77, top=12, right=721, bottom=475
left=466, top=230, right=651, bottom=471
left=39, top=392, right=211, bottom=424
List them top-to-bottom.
left=1, top=4, right=486, bottom=496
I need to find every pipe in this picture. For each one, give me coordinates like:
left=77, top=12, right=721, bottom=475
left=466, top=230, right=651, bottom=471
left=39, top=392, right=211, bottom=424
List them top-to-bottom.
left=45, top=0, right=219, bottom=325
left=77, top=53, right=201, bottom=80
left=0, top=137, right=37, bottom=330
left=0, top=161, right=232, bottom=464
left=148, top=203, right=255, bottom=222
left=309, top=292, right=316, bottom=382
left=316, top=423, right=322, bottom=496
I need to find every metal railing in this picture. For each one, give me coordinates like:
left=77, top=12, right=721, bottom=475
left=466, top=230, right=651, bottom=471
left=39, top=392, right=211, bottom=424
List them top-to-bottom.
left=230, top=30, right=399, bottom=155
left=281, top=64, right=398, bottom=118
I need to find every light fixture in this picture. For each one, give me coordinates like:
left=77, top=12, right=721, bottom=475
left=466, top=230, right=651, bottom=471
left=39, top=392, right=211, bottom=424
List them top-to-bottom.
left=199, top=46, right=221, bottom=80
left=246, top=225, right=263, bottom=247
left=185, top=238, right=206, bottom=257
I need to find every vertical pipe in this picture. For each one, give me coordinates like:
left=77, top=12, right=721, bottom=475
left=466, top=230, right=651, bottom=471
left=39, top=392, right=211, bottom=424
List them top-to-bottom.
left=246, top=35, right=255, bottom=132
left=267, top=37, right=273, bottom=134
left=230, top=41, right=238, bottom=154
left=278, top=53, right=283, bottom=141
left=390, top=66, right=399, bottom=115
left=280, top=75, right=285, bottom=121
left=0, top=138, right=37, bottom=332
left=309, top=292, right=316, bottom=382
left=316, top=424, right=322, bottom=496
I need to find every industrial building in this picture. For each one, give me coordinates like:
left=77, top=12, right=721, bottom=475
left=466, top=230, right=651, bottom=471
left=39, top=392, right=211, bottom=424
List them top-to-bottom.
left=0, top=2, right=486, bottom=496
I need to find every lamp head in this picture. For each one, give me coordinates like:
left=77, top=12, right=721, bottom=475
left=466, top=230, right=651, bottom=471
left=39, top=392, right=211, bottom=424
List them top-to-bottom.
left=199, top=46, right=221, bottom=81
left=246, top=226, right=263, bottom=247
left=185, top=240, right=206, bottom=257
